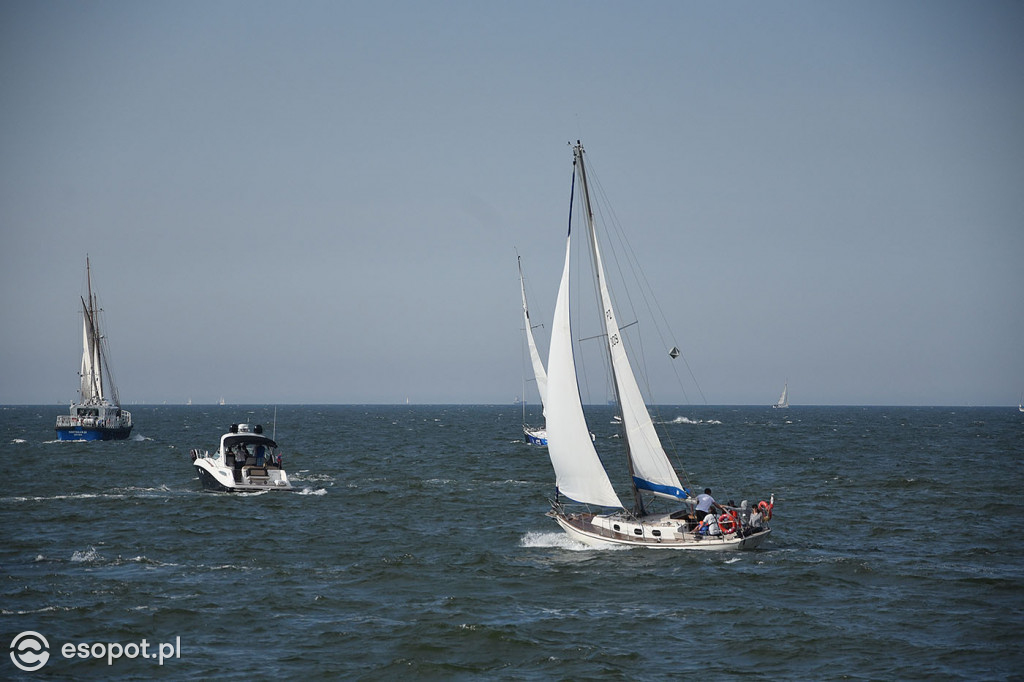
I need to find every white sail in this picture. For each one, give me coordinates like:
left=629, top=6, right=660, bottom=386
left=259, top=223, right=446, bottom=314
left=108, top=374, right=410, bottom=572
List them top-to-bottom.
left=577, top=146, right=688, bottom=501
left=545, top=232, right=623, bottom=508
left=519, top=257, right=548, bottom=411
left=80, top=298, right=103, bottom=402
left=774, top=383, right=789, bottom=408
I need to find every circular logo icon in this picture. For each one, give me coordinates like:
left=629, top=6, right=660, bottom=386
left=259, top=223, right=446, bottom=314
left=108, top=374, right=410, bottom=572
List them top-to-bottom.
left=10, top=631, right=50, bottom=672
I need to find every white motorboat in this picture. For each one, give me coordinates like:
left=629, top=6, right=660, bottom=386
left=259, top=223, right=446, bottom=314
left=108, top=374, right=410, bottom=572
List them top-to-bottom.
left=543, top=142, right=773, bottom=550
left=191, top=423, right=293, bottom=492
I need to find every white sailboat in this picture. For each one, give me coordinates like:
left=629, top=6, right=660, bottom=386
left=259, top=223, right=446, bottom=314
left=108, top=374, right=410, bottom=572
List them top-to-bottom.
left=544, top=142, right=772, bottom=550
left=519, top=255, right=548, bottom=445
left=55, top=257, right=133, bottom=441
left=773, top=382, right=789, bottom=409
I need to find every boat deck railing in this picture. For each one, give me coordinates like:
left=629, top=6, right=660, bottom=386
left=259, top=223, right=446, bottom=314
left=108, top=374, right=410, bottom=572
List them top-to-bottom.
left=56, top=411, right=132, bottom=429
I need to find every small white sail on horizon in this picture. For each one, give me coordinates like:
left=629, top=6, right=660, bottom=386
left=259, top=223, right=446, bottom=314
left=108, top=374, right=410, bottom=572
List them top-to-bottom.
left=773, top=382, right=789, bottom=409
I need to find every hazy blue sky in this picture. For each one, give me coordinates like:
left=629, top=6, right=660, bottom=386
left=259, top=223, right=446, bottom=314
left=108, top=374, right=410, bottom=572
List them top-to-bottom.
left=2, top=1, right=1022, bottom=406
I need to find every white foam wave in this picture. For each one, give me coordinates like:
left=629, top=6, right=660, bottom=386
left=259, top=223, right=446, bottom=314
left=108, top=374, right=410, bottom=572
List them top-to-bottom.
left=663, top=416, right=722, bottom=425
left=11, top=438, right=27, bottom=444
left=294, top=473, right=335, bottom=483
left=298, top=488, right=327, bottom=496
left=2, top=493, right=128, bottom=503
left=519, top=531, right=626, bottom=551
left=71, top=546, right=103, bottom=563
left=2, top=605, right=72, bottom=616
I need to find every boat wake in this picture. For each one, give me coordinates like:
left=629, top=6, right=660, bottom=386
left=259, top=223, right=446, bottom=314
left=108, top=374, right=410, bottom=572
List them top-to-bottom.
left=519, top=531, right=627, bottom=551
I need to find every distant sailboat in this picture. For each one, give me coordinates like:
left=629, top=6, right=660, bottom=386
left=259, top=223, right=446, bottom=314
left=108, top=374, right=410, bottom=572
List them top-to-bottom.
left=542, top=142, right=772, bottom=550
left=519, top=255, right=548, bottom=445
left=55, top=257, right=133, bottom=441
left=773, top=383, right=789, bottom=409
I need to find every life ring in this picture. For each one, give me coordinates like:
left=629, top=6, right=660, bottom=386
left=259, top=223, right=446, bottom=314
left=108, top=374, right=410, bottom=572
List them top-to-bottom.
left=757, top=500, right=774, bottom=521
left=718, top=512, right=738, bottom=534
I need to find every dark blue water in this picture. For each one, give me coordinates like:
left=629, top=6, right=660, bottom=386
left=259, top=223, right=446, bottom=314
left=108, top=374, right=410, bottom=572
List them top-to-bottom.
left=3, top=405, right=1023, bottom=679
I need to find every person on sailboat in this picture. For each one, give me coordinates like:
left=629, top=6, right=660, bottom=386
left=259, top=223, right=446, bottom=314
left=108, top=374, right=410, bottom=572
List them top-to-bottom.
left=694, top=489, right=722, bottom=520
left=748, top=505, right=764, bottom=531
left=695, top=513, right=722, bottom=536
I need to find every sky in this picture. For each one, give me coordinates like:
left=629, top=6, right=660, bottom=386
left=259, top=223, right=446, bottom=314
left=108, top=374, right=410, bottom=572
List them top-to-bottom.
left=1, top=0, right=1022, bottom=406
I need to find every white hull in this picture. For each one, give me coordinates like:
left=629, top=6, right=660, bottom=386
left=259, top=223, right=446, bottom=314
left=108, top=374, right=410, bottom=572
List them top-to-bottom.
left=192, top=457, right=293, bottom=492
left=549, top=509, right=771, bottom=551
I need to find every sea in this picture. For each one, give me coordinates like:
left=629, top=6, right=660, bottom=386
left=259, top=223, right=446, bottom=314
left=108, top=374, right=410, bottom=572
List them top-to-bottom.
left=2, top=404, right=1022, bottom=680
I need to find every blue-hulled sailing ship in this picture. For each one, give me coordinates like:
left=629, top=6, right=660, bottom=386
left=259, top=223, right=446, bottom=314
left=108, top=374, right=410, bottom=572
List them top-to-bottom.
left=55, top=258, right=132, bottom=441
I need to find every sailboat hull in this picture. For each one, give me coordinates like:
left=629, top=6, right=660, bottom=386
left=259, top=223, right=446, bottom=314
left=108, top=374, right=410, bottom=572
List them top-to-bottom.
left=524, top=427, right=548, bottom=446
left=550, top=510, right=771, bottom=551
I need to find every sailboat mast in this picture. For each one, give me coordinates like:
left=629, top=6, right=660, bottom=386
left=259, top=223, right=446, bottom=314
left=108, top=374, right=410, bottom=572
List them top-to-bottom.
left=574, top=142, right=645, bottom=515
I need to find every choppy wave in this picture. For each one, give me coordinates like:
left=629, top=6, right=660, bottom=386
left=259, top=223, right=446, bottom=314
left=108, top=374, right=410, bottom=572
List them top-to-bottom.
left=660, top=416, right=722, bottom=425
left=298, top=487, right=328, bottom=496
left=71, top=546, right=104, bottom=563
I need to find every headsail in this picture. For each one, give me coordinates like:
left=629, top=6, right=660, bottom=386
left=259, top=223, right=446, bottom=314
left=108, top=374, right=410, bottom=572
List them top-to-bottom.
left=575, top=143, right=688, bottom=502
left=545, top=228, right=623, bottom=509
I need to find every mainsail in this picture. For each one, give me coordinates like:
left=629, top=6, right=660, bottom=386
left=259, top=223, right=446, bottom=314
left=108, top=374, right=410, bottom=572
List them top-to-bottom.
left=575, top=144, right=688, bottom=503
left=518, top=256, right=548, bottom=411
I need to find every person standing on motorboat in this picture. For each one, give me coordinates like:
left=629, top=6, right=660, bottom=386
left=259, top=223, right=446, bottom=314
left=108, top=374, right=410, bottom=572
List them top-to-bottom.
left=232, top=445, right=248, bottom=482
